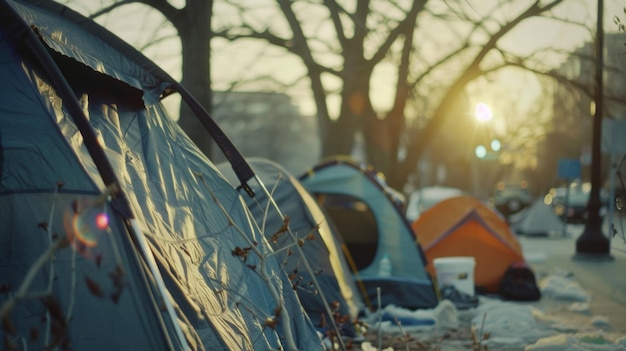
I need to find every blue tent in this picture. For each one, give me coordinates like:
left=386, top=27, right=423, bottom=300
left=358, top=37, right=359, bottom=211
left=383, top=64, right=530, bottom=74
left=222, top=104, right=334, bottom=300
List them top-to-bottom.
left=0, top=1, right=323, bottom=350
left=218, top=158, right=366, bottom=337
left=299, top=158, right=438, bottom=310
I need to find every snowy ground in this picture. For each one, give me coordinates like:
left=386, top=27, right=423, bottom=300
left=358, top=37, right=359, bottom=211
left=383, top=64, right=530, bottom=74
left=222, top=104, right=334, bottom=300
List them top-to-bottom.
left=356, top=221, right=626, bottom=351
left=358, top=274, right=626, bottom=351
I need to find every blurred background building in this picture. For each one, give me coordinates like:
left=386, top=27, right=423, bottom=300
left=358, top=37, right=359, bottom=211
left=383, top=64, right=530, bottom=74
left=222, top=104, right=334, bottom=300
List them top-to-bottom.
left=212, top=91, right=320, bottom=176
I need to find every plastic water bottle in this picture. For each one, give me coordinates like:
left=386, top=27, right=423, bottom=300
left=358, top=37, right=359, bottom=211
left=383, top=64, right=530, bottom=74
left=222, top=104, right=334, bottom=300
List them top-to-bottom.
left=379, top=254, right=392, bottom=276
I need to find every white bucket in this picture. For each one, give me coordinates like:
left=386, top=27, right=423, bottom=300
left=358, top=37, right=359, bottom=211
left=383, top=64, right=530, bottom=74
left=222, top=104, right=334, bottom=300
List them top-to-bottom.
left=433, top=257, right=476, bottom=296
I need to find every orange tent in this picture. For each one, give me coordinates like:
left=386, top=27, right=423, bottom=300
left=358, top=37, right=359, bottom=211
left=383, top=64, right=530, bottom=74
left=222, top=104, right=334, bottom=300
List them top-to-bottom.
left=411, top=196, right=524, bottom=293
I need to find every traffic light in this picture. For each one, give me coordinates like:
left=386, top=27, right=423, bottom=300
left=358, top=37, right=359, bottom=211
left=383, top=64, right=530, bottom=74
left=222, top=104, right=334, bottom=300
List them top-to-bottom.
left=475, top=139, right=501, bottom=160
left=491, top=139, right=501, bottom=152
left=475, top=145, right=487, bottom=159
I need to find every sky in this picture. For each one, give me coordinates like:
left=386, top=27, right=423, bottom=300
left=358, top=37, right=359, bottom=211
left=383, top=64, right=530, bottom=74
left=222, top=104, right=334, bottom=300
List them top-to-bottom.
left=66, top=0, right=626, bottom=121
left=462, top=0, right=623, bottom=121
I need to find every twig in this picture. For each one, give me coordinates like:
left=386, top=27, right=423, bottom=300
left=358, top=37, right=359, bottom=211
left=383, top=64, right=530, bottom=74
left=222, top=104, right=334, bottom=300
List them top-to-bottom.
left=196, top=173, right=298, bottom=350
left=251, top=173, right=347, bottom=351
left=198, top=175, right=265, bottom=258
left=44, top=184, right=60, bottom=347
left=65, top=237, right=78, bottom=325
left=0, top=238, right=68, bottom=319
left=377, top=287, right=382, bottom=351
left=476, top=312, right=487, bottom=350
left=393, top=317, right=411, bottom=351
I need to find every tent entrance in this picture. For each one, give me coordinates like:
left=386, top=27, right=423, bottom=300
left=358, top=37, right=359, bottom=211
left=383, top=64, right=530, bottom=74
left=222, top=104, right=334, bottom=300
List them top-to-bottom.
left=315, top=193, right=379, bottom=271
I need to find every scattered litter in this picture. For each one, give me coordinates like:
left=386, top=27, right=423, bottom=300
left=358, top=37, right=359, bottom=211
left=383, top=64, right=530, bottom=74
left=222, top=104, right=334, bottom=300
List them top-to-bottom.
left=540, top=275, right=591, bottom=302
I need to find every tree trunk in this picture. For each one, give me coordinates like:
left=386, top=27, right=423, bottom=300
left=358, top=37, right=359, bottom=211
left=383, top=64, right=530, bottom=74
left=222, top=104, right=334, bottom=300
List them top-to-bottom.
left=176, top=2, right=214, bottom=159
left=389, top=66, right=481, bottom=190
left=321, top=69, right=373, bottom=158
left=367, top=86, right=409, bottom=180
left=364, top=114, right=392, bottom=176
left=322, top=119, right=355, bottom=158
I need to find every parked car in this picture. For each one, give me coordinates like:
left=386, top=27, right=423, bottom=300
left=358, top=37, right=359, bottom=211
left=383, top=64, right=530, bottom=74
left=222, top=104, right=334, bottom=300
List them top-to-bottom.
left=492, top=182, right=533, bottom=217
left=545, top=183, right=608, bottom=224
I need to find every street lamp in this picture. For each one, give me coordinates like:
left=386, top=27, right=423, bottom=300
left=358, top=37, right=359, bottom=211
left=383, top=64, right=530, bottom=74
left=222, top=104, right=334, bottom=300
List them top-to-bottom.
left=574, top=0, right=611, bottom=260
left=472, top=103, right=499, bottom=198
left=474, top=103, right=501, bottom=160
left=491, top=139, right=501, bottom=152
left=475, top=145, right=487, bottom=159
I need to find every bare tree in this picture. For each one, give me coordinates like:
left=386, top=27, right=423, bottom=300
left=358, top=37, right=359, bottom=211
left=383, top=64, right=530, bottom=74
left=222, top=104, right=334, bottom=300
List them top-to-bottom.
left=66, top=0, right=216, bottom=157
left=70, top=0, right=602, bottom=193
left=212, top=0, right=598, bottom=190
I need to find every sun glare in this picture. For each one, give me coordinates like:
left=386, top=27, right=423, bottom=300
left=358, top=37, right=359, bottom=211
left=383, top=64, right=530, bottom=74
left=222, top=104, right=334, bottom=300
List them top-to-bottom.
left=475, top=103, right=492, bottom=123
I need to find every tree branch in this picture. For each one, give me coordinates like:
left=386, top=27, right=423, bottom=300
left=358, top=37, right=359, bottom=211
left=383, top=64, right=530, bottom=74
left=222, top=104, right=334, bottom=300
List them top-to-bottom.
left=88, top=0, right=135, bottom=19
left=135, top=0, right=180, bottom=23
left=323, top=0, right=348, bottom=46
left=392, top=0, right=567, bottom=188
left=477, top=0, right=566, bottom=87
left=369, top=1, right=427, bottom=66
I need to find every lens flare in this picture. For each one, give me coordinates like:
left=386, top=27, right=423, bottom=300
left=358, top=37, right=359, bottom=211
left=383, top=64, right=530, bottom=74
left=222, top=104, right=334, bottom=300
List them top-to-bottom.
left=64, top=198, right=110, bottom=256
left=95, top=212, right=109, bottom=230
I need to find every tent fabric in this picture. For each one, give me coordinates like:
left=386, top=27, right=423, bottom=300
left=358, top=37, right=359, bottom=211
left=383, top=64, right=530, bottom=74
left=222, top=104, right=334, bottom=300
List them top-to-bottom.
left=10, top=0, right=170, bottom=104
left=0, top=1, right=324, bottom=350
left=217, top=157, right=366, bottom=334
left=299, top=158, right=438, bottom=310
left=411, top=195, right=525, bottom=294
left=509, top=198, right=566, bottom=237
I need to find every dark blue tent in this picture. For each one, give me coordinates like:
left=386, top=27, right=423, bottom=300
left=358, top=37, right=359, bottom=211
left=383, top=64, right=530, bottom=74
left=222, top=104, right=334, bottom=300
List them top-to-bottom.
left=0, top=1, right=323, bottom=350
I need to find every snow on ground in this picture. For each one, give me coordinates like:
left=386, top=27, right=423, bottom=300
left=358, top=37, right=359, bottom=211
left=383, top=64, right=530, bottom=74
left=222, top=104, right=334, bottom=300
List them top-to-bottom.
left=355, top=199, right=626, bottom=350
left=358, top=272, right=626, bottom=350
left=539, top=272, right=591, bottom=303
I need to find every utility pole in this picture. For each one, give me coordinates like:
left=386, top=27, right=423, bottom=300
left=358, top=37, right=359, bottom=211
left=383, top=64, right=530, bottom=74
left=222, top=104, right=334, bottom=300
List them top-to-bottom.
left=574, top=0, right=612, bottom=260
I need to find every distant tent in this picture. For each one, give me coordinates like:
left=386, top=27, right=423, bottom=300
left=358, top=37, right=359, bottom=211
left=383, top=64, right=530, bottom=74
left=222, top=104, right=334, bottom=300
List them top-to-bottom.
left=0, top=1, right=323, bottom=350
left=217, top=157, right=365, bottom=335
left=299, top=158, right=438, bottom=310
left=405, top=186, right=466, bottom=222
left=411, top=196, right=525, bottom=294
left=509, top=199, right=566, bottom=237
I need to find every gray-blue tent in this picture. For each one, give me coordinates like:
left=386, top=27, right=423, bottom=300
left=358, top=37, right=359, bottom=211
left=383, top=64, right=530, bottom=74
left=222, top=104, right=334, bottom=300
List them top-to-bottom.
left=0, top=1, right=323, bottom=350
left=218, top=158, right=366, bottom=337
left=299, top=158, right=438, bottom=310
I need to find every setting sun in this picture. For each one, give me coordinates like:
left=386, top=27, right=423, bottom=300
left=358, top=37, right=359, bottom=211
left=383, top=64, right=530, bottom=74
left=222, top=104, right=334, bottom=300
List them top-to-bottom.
left=475, top=103, right=493, bottom=123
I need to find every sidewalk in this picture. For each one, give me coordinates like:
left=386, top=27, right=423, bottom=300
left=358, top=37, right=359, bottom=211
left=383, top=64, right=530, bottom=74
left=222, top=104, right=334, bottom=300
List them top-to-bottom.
left=520, top=216, right=626, bottom=334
